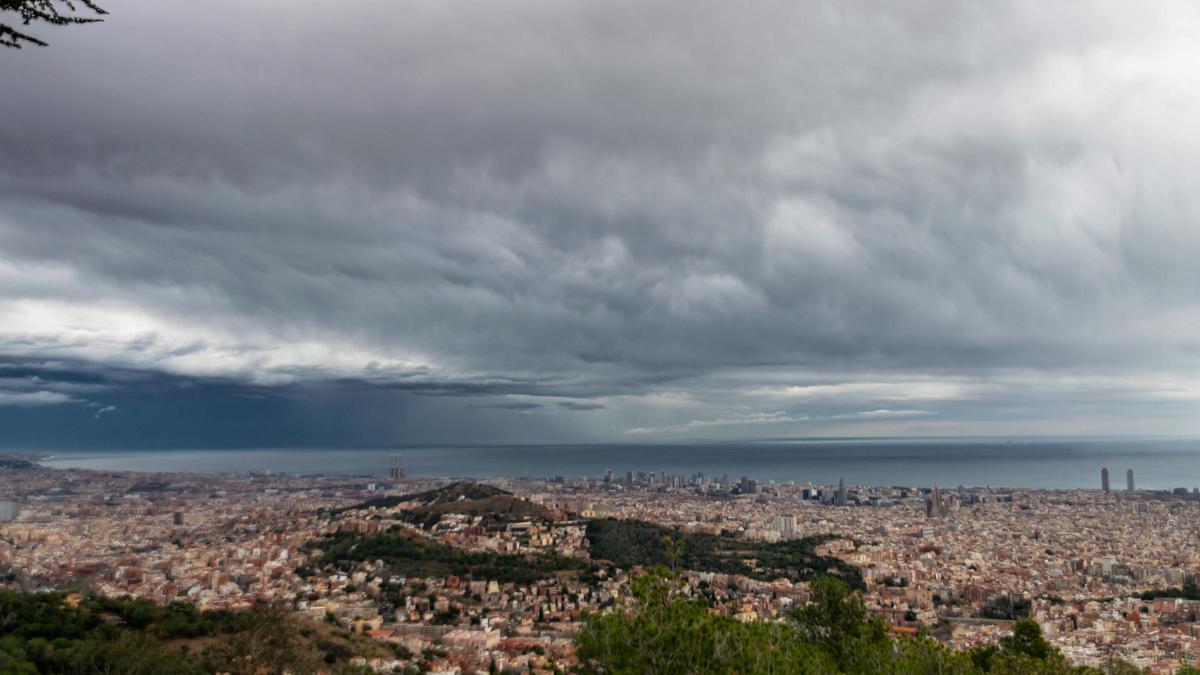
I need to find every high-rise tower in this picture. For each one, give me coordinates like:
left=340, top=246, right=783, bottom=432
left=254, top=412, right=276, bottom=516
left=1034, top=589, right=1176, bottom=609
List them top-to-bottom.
left=389, top=453, right=405, bottom=480
left=1101, top=467, right=1110, bottom=493
left=1126, top=468, right=1135, bottom=492
left=837, top=477, right=847, bottom=506
left=927, top=484, right=944, bottom=519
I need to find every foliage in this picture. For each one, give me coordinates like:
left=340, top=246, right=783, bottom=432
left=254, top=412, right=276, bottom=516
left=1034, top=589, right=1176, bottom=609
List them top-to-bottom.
left=1, top=0, right=106, bottom=48
left=338, top=481, right=552, bottom=527
left=400, top=481, right=512, bottom=504
left=334, top=482, right=504, bottom=514
left=400, top=493, right=553, bottom=529
left=585, top=518, right=862, bottom=588
left=305, top=527, right=586, bottom=583
left=575, top=569, right=1141, bottom=675
left=575, top=571, right=833, bottom=674
left=791, top=576, right=889, bottom=670
left=1137, top=578, right=1200, bottom=601
left=0, top=588, right=378, bottom=673
left=0, top=589, right=202, bottom=673
left=980, top=595, right=1032, bottom=620
left=198, top=605, right=323, bottom=675
left=1000, top=619, right=1055, bottom=660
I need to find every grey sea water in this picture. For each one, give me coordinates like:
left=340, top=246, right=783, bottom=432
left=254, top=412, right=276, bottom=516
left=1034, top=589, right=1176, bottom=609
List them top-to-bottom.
left=33, top=437, right=1200, bottom=490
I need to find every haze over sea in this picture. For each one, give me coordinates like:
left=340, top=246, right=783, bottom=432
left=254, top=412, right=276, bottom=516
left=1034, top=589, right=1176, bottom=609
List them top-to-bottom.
left=35, top=437, right=1200, bottom=490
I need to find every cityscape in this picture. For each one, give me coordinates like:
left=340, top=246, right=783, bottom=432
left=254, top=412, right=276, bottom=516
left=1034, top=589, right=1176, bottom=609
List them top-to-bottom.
left=6, top=0, right=1200, bottom=673
left=6, top=453, right=1200, bottom=672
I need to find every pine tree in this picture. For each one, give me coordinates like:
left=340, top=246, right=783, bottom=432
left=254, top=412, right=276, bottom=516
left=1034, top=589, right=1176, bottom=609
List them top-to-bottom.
left=1, top=0, right=106, bottom=49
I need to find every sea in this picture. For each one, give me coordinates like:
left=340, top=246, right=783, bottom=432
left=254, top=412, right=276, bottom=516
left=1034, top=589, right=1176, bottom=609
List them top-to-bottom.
left=32, top=437, right=1200, bottom=490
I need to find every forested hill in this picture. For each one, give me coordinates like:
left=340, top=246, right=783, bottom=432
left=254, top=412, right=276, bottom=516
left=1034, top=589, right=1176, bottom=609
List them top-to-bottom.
left=337, top=481, right=552, bottom=526
left=340, top=481, right=506, bottom=512
left=585, top=517, right=863, bottom=589
left=300, top=526, right=586, bottom=583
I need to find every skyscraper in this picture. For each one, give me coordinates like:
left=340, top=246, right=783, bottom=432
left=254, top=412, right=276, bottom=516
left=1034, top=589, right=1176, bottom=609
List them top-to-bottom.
left=389, top=453, right=404, bottom=480
left=1101, top=467, right=1110, bottom=493
left=1127, top=468, right=1135, bottom=492
left=837, top=477, right=847, bottom=506
left=927, top=485, right=944, bottom=519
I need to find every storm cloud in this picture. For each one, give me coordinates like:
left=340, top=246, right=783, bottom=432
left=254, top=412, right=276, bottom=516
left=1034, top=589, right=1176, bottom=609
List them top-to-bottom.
left=2, top=0, right=1200, bottom=445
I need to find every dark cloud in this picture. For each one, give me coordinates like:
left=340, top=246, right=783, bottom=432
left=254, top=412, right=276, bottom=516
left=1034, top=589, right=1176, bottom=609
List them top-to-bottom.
left=3, top=1, right=1200, bottom=444
left=476, top=401, right=546, bottom=412
left=559, top=402, right=608, bottom=412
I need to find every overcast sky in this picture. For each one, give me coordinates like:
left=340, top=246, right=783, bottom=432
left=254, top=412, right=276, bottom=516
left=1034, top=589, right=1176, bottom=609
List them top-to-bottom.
left=3, top=1, right=1200, bottom=448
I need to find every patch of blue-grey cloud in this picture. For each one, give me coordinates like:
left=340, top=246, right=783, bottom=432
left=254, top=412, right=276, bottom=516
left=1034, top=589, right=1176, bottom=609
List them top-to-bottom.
left=3, top=1, right=1200, bottom=446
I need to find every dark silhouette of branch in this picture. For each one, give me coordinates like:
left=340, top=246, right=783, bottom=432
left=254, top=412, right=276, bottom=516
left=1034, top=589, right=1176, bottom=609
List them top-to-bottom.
left=1, top=0, right=107, bottom=49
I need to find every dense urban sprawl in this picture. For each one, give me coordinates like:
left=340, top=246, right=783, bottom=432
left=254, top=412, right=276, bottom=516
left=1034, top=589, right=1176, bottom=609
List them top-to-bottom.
left=4, top=457, right=1200, bottom=673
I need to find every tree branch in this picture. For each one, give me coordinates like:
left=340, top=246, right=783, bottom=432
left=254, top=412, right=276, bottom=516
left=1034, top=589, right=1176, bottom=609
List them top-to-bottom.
left=1, top=0, right=106, bottom=48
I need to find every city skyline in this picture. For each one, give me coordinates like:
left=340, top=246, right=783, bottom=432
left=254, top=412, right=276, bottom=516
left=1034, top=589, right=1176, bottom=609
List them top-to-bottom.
left=7, top=3, right=1200, bottom=673
left=7, top=456, right=1200, bottom=671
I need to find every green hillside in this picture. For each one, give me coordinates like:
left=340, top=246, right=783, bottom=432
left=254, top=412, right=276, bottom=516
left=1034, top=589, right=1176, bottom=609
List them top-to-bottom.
left=339, top=481, right=552, bottom=527
left=585, top=517, right=862, bottom=588
left=301, top=526, right=585, bottom=583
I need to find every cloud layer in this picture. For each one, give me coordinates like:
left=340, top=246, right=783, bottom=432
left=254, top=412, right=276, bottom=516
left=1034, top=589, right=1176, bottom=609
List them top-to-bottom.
left=3, top=1, right=1200, bottom=444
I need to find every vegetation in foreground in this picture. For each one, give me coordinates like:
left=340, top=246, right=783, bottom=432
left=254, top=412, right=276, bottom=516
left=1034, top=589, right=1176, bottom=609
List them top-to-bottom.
left=0, top=0, right=108, bottom=49
left=585, top=517, right=863, bottom=589
left=5, top=569, right=1199, bottom=674
left=576, top=569, right=1187, bottom=675
left=0, top=589, right=387, bottom=674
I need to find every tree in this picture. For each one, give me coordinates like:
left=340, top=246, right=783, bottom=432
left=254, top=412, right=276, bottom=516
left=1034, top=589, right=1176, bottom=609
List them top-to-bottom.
left=1, top=0, right=106, bottom=49
left=663, top=535, right=685, bottom=574
left=575, top=568, right=832, bottom=674
left=572, top=569, right=1117, bottom=675
left=791, top=575, right=888, bottom=670
left=201, top=606, right=322, bottom=675
left=1000, top=619, right=1053, bottom=660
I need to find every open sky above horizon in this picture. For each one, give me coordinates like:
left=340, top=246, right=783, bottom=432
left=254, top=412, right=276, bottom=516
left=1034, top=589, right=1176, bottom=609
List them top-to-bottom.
left=3, top=1, right=1200, bottom=448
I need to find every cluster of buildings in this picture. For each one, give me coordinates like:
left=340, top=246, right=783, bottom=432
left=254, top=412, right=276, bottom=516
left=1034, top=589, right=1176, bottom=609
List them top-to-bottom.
left=5, top=457, right=1200, bottom=673
left=0, top=461, right=610, bottom=672
left=0, top=465, right=374, bottom=609
left=521, top=471, right=1200, bottom=672
left=314, top=512, right=613, bottom=672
